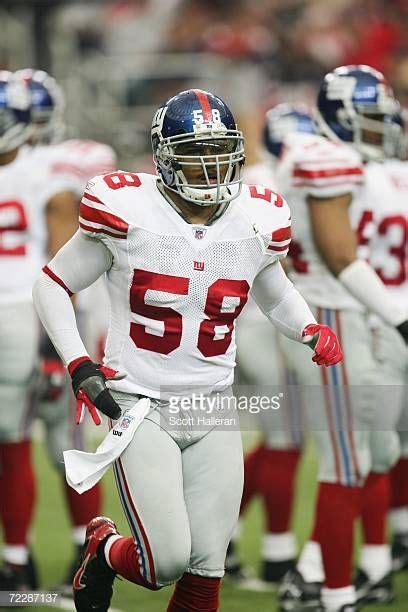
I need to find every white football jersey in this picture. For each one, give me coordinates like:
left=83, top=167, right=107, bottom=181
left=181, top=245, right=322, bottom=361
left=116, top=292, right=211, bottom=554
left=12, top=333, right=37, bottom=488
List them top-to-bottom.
left=275, top=132, right=365, bottom=309
left=0, top=147, right=72, bottom=304
left=359, top=159, right=408, bottom=305
left=79, top=172, right=291, bottom=398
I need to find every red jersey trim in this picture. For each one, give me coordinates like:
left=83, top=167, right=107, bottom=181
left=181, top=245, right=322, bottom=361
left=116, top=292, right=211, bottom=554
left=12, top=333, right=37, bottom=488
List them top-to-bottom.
left=43, top=265, right=74, bottom=296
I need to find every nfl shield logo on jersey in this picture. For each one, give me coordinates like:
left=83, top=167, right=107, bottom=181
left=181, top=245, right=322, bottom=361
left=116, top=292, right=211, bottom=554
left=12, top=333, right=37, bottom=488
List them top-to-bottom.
left=193, top=228, right=206, bottom=240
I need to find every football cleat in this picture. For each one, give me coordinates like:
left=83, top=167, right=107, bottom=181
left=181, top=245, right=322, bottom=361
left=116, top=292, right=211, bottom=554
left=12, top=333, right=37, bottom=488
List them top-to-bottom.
left=73, top=516, right=118, bottom=612
left=391, top=533, right=408, bottom=571
left=0, top=556, right=38, bottom=591
left=263, top=559, right=296, bottom=584
left=278, top=568, right=323, bottom=611
left=354, top=568, right=394, bottom=604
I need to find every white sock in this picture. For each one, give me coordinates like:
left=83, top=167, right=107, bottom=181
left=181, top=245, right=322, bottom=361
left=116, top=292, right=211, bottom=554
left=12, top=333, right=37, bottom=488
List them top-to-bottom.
left=389, top=507, right=408, bottom=534
left=72, top=526, right=87, bottom=546
left=262, top=532, right=296, bottom=561
left=104, top=534, right=122, bottom=569
left=297, top=540, right=325, bottom=583
left=359, top=544, right=392, bottom=582
left=3, top=545, right=29, bottom=565
left=321, top=585, right=356, bottom=611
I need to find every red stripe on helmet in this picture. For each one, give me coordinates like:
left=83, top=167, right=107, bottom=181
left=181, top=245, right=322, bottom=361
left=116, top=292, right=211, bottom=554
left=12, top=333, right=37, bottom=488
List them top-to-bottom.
left=192, top=89, right=213, bottom=122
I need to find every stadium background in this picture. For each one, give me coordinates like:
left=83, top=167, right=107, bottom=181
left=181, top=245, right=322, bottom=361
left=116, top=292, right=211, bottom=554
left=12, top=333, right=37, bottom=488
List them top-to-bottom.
left=1, top=0, right=408, bottom=610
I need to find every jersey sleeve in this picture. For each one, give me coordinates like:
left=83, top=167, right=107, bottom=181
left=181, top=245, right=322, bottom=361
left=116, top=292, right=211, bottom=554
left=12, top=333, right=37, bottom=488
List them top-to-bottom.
left=291, top=138, right=364, bottom=199
left=50, top=141, right=118, bottom=197
left=79, top=175, right=129, bottom=241
left=247, top=185, right=292, bottom=266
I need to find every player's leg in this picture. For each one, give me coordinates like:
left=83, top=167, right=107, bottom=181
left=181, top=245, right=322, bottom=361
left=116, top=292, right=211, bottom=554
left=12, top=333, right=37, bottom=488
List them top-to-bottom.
left=0, top=302, right=38, bottom=589
left=279, top=308, right=377, bottom=612
left=230, top=316, right=302, bottom=582
left=357, top=323, right=406, bottom=598
left=38, top=384, right=102, bottom=591
left=73, top=400, right=193, bottom=612
left=169, top=422, right=243, bottom=611
left=390, top=428, right=408, bottom=570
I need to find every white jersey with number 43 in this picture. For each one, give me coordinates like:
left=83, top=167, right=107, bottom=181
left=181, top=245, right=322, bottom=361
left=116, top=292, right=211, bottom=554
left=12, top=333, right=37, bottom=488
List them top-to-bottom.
left=275, top=132, right=365, bottom=310
left=358, top=159, right=408, bottom=306
left=78, top=171, right=291, bottom=398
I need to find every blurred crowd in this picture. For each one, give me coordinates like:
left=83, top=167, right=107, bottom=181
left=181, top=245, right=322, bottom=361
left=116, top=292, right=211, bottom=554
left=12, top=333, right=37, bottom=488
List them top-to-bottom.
left=60, top=0, right=408, bottom=102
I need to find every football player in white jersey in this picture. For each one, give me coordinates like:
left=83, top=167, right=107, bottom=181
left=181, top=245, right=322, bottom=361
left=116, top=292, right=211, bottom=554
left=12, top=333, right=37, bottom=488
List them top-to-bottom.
left=276, top=66, right=408, bottom=612
left=16, top=68, right=117, bottom=592
left=0, top=72, right=79, bottom=590
left=33, top=89, right=343, bottom=612
left=226, top=105, right=317, bottom=585
left=357, top=153, right=408, bottom=577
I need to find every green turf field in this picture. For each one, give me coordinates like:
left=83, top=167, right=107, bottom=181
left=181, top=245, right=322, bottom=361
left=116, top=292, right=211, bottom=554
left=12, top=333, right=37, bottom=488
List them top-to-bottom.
left=28, top=439, right=408, bottom=611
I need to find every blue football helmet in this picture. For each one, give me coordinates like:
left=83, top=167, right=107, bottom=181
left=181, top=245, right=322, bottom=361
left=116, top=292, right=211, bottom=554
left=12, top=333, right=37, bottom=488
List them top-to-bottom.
left=316, top=64, right=402, bottom=161
left=15, top=68, right=65, bottom=144
left=0, top=71, right=31, bottom=154
left=151, top=89, right=245, bottom=206
left=263, top=103, right=316, bottom=158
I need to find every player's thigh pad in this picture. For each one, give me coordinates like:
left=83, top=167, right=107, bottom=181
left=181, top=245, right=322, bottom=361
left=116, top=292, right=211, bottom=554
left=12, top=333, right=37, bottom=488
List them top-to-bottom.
left=0, top=302, right=39, bottom=442
left=280, top=309, right=380, bottom=485
left=112, top=412, right=191, bottom=588
left=182, top=426, right=243, bottom=577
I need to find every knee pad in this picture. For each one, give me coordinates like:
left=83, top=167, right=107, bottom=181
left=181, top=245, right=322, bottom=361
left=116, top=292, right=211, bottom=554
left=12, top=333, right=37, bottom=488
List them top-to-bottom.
left=370, top=431, right=400, bottom=473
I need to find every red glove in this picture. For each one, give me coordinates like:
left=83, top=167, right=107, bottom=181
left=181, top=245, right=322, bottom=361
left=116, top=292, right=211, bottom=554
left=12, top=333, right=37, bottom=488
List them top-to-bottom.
left=302, top=324, right=343, bottom=367
left=38, top=358, right=67, bottom=401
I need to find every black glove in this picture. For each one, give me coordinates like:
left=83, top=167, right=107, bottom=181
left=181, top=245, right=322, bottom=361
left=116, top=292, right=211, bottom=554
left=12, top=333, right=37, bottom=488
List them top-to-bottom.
left=69, top=358, right=122, bottom=424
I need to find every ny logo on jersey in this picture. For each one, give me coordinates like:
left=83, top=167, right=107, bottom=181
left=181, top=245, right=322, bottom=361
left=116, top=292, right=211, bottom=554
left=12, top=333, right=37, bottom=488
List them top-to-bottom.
left=193, top=261, right=204, bottom=271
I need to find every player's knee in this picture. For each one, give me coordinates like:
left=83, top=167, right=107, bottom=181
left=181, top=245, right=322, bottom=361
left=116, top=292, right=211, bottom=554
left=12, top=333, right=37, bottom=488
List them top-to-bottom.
left=370, top=432, right=400, bottom=473
left=154, top=545, right=190, bottom=586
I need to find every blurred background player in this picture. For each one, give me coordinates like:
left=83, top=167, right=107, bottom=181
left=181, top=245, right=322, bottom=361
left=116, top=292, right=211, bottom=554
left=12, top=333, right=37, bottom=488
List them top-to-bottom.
left=275, top=65, right=408, bottom=612
left=16, top=67, right=117, bottom=593
left=0, top=70, right=79, bottom=590
left=226, top=105, right=317, bottom=586
left=357, top=123, right=408, bottom=581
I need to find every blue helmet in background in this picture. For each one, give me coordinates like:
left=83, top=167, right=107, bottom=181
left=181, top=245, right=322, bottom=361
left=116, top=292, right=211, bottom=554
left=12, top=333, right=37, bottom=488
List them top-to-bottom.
left=316, top=64, right=402, bottom=161
left=15, top=68, right=65, bottom=144
left=0, top=71, right=31, bottom=154
left=151, top=89, right=245, bottom=206
left=263, top=103, right=316, bottom=158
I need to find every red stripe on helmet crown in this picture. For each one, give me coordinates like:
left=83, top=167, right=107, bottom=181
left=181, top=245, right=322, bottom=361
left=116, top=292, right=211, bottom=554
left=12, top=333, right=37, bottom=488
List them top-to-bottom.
left=192, top=89, right=213, bottom=122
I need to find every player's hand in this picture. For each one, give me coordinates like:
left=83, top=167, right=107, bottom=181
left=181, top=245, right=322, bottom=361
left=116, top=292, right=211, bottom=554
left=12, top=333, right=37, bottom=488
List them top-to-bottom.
left=396, top=320, right=408, bottom=345
left=302, top=323, right=343, bottom=367
left=68, top=357, right=123, bottom=425
left=37, top=358, right=67, bottom=401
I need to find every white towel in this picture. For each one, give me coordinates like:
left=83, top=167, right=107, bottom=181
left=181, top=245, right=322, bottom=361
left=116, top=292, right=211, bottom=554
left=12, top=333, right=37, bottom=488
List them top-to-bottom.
left=64, top=397, right=151, bottom=494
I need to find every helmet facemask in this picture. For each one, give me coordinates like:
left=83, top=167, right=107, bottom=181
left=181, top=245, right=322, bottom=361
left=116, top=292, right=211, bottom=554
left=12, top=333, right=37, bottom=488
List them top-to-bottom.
left=155, top=129, right=245, bottom=206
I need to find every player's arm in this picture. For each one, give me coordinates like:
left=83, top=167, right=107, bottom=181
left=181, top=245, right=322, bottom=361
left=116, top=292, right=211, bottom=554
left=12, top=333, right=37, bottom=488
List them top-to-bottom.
left=46, top=190, right=79, bottom=257
left=309, top=193, right=408, bottom=340
left=33, top=230, right=121, bottom=423
left=251, top=260, right=342, bottom=366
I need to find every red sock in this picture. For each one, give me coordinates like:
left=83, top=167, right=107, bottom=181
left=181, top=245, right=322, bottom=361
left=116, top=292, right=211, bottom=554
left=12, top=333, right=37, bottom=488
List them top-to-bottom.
left=0, top=440, right=36, bottom=545
left=240, top=444, right=265, bottom=514
left=257, top=448, right=301, bottom=532
left=390, top=458, right=408, bottom=508
left=361, top=472, right=390, bottom=544
left=64, top=480, right=102, bottom=527
left=314, top=482, right=361, bottom=588
left=108, top=536, right=158, bottom=589
left=167, top=573, right=221, bottom=611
